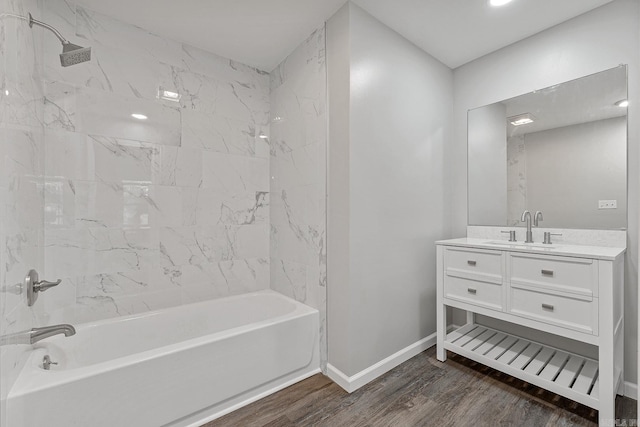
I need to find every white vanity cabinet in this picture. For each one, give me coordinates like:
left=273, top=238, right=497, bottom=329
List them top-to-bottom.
left=436, top=239, right=625, bottom=425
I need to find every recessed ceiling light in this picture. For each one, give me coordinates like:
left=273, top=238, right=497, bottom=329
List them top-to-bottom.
left=490, top=0, right=513, bottom=6
left=158, top=87, right=181, bottom=102
left=615, top=99, right=629, bottom=108
left=131, top=113, right=148, bottom=120
left=508, top=113, right=535, bottom=126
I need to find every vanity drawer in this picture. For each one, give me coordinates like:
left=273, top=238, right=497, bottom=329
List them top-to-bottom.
left=444, top=248, right=503, bottom=283
left=509, top=254, right=597, bottom=297
left=444, top=275, right=503, bottom=311
left=509, top=287, right=598, bottom=335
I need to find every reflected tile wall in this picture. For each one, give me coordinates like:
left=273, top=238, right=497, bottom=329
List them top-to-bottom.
left=40, top=0, right=270, bottom=324
left=269, top=27, right=327, bottom=372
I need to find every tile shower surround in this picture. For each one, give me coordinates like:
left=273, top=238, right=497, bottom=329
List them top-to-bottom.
left=0, top=0, right=329, bottom=351
left=1, top=0, right=46, bottom=406
left=36, top=0, right=273, bottom=324
left=270, top=27, right=328, bottom=371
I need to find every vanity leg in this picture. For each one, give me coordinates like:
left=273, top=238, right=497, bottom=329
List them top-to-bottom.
left=436, top=246, right=446, bottom=362
left=598, top=259, right=619, bottom=427
left=466, top=311, right=475, bottom=326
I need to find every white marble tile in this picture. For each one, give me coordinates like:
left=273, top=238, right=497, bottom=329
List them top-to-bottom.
left=75, top=5, right=183, bottom=68
left=269, top=25, right=327, bottom=370
left=181, top=44, right=269, bottom=87
left=162, top=66, right=219, bottom=113
left=44, top=81, right=78, bottom=131
left=78, top=87, right=182, bottom=145
left=182, top=108, right=257, bottom=157
left=0, top=127, right=41, bottom=177
left=45, top=130, right=93, bottom=181
left=91, top=135, right=157, bottom=184
left=201, top=151, right=269, bottom=193
left=3, top=175, right=44, bottom=232
left=44, top=177, right=76, bottom=228
left=72, top=180, right=122, bottom=228
left=218, top=192, right=270, bottom=226
left=271, top=258, right=308, bottom=303
left=75, top=287, right=182, bottom=324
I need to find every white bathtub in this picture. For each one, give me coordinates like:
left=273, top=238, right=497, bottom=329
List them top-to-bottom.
left=5, top=290, right=319, bottom=427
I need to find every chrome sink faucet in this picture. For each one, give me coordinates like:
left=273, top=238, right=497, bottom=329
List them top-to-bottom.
left=521, top=210, right=533, bottom=243
left=0, top=324, right=76, bottom=346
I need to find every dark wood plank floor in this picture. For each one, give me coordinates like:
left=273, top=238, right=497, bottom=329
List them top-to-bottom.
left=203, top=347, right=637, bottom=427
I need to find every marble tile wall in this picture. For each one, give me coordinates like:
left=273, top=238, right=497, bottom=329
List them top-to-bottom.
left=1, top=0, right=45, bottom=409
left=37, top=0, right=271, bottom=324
left=269, top=27, right=327, bottom=371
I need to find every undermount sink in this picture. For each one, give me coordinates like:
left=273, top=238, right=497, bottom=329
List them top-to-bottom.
left=484, top=241, right=558, bottom=249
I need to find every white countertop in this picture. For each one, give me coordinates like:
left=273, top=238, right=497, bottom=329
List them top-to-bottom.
left=436, top=237, right=626, bottom=261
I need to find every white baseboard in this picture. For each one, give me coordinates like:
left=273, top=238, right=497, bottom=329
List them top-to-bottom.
left=327, top=332, right=437, bottom=393
left=624, top=381, right=638, bottom=400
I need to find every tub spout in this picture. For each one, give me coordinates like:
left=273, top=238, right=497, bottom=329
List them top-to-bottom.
left=0, top=324, right=76, bottom=346
left=30, top=324, right=76, bottom=343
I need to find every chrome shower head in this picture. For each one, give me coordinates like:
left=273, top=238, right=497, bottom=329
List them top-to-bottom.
left=18, top=12, right=92, bottom=67
left=60, top=42, right=92, bottom=67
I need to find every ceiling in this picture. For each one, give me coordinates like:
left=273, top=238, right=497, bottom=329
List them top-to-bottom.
left=73, top=0, right=615, bottom=71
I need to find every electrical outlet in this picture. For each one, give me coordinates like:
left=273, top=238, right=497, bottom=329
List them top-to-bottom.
left=598, top=200, right=617, bottom=209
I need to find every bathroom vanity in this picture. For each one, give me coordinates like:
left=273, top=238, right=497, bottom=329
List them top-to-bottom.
left=436, top=238, right=625, bottom=424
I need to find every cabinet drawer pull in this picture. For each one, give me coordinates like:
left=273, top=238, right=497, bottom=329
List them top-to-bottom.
left=467, top=260, right=477, bottom=266
left=541, top=269, right=554, bottom=277
left=467, top=288, right=477, bottom=295
left=542, top=303, right=554, bottom=311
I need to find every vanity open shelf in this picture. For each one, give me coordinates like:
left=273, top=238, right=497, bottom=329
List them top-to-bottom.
left=436, top=238, right=625, bottom=425
left=444, top=323, right=602, bottom=408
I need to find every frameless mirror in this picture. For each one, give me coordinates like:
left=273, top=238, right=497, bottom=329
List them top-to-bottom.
left=468, top=65, right=627, bottom=230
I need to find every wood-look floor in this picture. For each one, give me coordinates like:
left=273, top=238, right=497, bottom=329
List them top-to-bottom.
left=203, top=347, right=637, bottom=427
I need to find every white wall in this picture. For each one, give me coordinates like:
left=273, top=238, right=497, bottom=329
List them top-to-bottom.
left=451, top=0, right=640, bottom=384
left=328, top=2, right=453, bottom=379
left=468, top=103, right=507, bottom=225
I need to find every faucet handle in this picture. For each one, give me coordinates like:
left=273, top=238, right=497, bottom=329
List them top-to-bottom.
left=501, top=230, right=517, bottom=242
left=543, top=232, right=562, bottom=245
left=25, top=270, right=63, bottom=306
left=34, top=279, right=62, bottom=292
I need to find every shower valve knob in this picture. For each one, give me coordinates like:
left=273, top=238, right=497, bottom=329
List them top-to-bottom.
left=25, top=269, right=62, bottom=306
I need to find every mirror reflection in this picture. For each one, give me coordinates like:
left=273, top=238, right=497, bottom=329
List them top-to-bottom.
left=468, top=66, right=627, bottom=230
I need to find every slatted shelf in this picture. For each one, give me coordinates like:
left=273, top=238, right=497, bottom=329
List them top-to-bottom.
left=444, top=324, right=600, bottom=409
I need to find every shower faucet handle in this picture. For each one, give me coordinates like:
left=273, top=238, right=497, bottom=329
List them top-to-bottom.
left=25, top=269, right=62, bottom=306
left=35, top=278, right=62, bottom=292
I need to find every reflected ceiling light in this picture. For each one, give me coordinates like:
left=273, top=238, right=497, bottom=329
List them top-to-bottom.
left=490, top=0, right=513, bottom=6
left=158, top=87, right=181, bottom=102
left=4, top=89, right=8, bottom=96
left=615, top=99, right=629, bottom=108
left=131, top=113, right=148, bottom=120
left=508, top=113, right=535, bottom=126
left=258, top=133, right=268, bottom=139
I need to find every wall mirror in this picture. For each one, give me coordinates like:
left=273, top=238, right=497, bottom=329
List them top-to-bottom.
left=467, top=65, right=628, bottom=230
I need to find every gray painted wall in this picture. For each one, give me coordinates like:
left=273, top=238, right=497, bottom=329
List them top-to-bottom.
left=450, top=0, right=640, bottom=384
left=327, top=2, right=453, bottom=377
left=468, top=103, right=508, bottom=225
